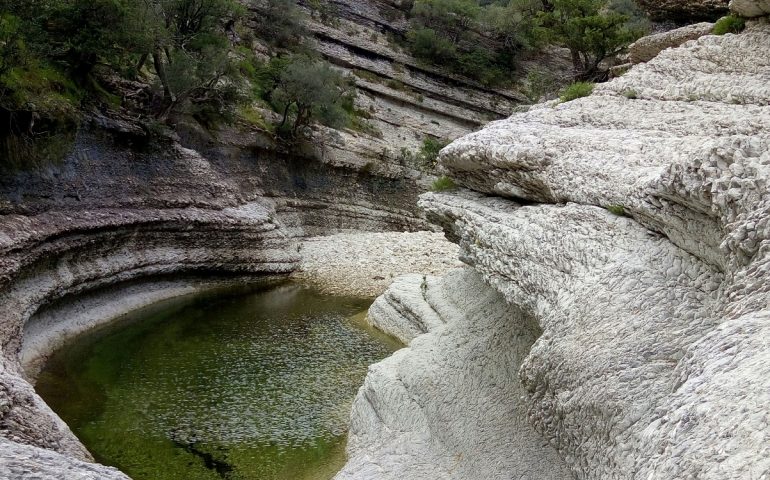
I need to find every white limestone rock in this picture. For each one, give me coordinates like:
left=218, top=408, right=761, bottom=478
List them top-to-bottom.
left=731, top=0, right=770, bottom=16
left=340, top=21, right=770, bottom=480
left=628, top=22, right=714, bottom=64
left=293, top=232, right=462, bottom=298
left=336, top=268, right=573, bottom=480
left=365, top=274, right=445, bottom=344
left=0, top=439, right=128, bottom=480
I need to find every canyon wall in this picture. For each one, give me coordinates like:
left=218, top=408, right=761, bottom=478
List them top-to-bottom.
left=342, top=11, right=770, bottom=480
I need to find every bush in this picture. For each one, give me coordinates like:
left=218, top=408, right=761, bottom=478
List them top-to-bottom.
left=540, top=0, right=642, bottom=80
left=713, top=15, right=746, bottom=35
left=271, top=56, right=356, bottom=136
left=560, top=82, right=594, bottom=102
left=419, top=137, right=449, bottom=168
left=431, top=176, right=457, bottom=192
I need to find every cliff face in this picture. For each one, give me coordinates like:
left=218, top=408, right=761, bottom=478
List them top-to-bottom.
left=247, top=0, right=569, bottom=175
left=343, top=13, right=770, bottom=480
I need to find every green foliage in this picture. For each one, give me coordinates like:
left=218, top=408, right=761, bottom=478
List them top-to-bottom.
left=124, top=0, right=246, bottom=120
left=255, top=0, right=308, bottom=49
left=308, top=0, right=339, bottom=24
left=404, top=0, right=646, bottom=84
left=405, top=0, right=544, bottom=85
left=411, top=0, right=481, bottom=44
left=540, top=0, right=642, bottom=79
left=608, top=0, right=651, bottom=35
left=0, top=11, right=82, bottom=168
left=713, top=15, right=746, bottom=35
left=407, top=28, right=457, bottom=63
left=270, top=56, right=356, bottom=136
left=524, top=69, right=559, bottom=102
left=560, top=81, right=594, bottom=102
left=622, top=88, right=638, bottom=99
left=419, top=137, right=449, bottom=168
left=431, top=175, right=457, bottom=192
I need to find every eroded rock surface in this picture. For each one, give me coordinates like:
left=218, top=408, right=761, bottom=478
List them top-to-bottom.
left=731, top=0, right=770, bottom=16
left=342, top=19, right=770, bottom=480
left=0, top=122, right=434, bottom=474
left=337, top=268, right=573, bottom=480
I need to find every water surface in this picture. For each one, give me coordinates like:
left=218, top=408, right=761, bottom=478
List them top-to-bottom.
left=36, top=281, right=400, bottom=480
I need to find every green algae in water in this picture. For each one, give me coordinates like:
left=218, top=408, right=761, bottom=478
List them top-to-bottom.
left=36, top=282, right=401, bottom=480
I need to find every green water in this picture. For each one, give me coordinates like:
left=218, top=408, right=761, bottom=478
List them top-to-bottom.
left=36, top=281, right=401, bottom=480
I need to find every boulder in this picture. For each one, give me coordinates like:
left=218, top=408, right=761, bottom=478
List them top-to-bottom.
left=730, top=0, right=770, bottom=16
left=628, top=22, right=714, bottom=63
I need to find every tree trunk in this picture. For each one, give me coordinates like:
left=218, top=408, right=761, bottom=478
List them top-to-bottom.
left=570, top=48, right=582, bottom=76
left=152, top=49, right=175, bottom=119
left=136, top=53, right=148, bottom=73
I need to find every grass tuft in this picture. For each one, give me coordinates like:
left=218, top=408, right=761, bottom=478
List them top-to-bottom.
left=560, top=82, right=594, bottom=103
left=431, top=176, right=456, bottom=192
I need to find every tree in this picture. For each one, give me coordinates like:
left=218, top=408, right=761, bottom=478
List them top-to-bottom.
left=126, top=0, right=246, bottom=119
left=254, top=0, right=307, bottom=49
left=406, top=0, right=546, bottom=85
left=411, top=0, right=481, bottom=46
left=482, top=0, right=546, bottom=53
left=540, top=0, right=637, bottom=79
left=270, top=56, right=355, bottom=137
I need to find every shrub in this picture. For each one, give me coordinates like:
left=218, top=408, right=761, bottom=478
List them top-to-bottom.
left=540, top=0, right=642, bottom=80
left=713, top=15, right=746, bottom=35
left=270, top=56, right=356, bottom=136
left=560, top=82, right=594, bottom=102
left=419, top=137, right=449, bottom=168
left=431, top=176, right=457, bottom=192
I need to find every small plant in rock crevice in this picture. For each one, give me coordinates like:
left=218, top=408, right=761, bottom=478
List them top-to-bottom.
left=560, top=82, right=594, bottom=102
left=622, top=89, right=638, bottom=99
left=431, top=176, right=457, bottom=192
left=607, top=204, right=626, bottom=216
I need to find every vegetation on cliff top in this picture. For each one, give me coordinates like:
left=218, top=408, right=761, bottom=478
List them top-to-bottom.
left=0, top=0, right=651, bottom=168
left=404, top=0, right=649, bottom=85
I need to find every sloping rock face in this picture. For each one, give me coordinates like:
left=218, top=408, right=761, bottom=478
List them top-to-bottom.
left=0, top=0, right=540, bottom=475
left=247, top=0, right=570, bottom=174
left=342, top=20, right=770, bottom=480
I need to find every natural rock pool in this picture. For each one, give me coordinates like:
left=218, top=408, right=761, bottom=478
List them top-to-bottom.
left=35, top=281, right=401, bottom=480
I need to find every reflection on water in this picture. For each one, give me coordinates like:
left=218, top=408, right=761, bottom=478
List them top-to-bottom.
left=36, top=281, right=401, bottom=480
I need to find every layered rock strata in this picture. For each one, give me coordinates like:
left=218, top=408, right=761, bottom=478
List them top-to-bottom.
left=342, top=20, right=770, bottom=480
left=0, top=118, right=435, bottom=476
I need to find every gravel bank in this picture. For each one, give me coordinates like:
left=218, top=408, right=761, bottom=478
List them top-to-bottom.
left=293, top=232, right=462, bottom=298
